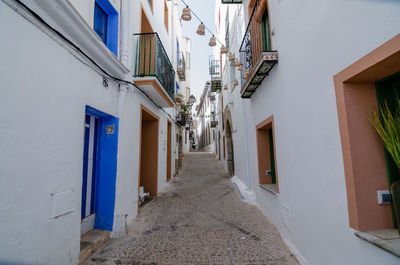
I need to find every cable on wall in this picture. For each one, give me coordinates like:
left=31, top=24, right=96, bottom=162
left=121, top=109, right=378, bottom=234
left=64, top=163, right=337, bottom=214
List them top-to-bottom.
left=6, top=0, right=178, bottom=123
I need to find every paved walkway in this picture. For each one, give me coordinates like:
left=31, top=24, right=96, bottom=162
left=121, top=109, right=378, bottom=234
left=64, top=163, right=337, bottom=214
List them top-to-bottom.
left=84, top=153, right=299, bottom=265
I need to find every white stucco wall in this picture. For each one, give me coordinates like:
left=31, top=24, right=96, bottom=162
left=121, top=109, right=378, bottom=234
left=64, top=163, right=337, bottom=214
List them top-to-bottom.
left=0, top=0, right=180, bottom=264
left=215, top=0, right=400, bottom=264
left=0, top=3, right=118, bottom=263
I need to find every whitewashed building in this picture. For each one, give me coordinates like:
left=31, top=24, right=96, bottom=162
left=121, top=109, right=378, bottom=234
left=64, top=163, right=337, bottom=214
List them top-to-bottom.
left=0, top=0, right=188, bottom=264
left=214, top=0, right=400, bottom=264
left=195, top=81, right=218, bottom=152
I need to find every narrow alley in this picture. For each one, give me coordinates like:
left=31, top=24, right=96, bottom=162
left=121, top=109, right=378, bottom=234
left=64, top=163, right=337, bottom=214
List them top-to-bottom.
left=2, top=0, right=400, bottom=264
left=84, top=153, right=299, bottom=265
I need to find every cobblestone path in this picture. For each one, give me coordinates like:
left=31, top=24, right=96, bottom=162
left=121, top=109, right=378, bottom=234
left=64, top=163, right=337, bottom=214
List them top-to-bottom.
left=84, top=152, right=299, bottom=265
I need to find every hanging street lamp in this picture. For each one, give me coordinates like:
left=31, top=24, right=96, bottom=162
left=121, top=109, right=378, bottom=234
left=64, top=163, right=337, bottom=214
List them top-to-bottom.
left=181, top=6, right=191, bottom=21
left=196, top=23, right=205, bottom=35
left=209, top=35, right=217, bottom=47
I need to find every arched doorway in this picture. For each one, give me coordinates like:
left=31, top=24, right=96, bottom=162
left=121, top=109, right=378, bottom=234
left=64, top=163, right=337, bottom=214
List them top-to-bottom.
left=225, top=120, right=235, bottom=176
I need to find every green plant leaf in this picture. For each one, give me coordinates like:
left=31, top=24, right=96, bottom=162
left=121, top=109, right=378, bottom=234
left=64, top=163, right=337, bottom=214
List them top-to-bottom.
left=369, top=100, right=400, bottom=169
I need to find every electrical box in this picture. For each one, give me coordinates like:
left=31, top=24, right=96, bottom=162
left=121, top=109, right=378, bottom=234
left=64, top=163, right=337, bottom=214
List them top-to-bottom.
left=50, top=190, right=74, bottom=219
left=377, top=190, right=392, bottom=205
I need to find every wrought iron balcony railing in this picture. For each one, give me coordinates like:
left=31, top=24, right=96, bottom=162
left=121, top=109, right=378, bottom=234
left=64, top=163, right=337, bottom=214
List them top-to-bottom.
left=221, top=0, right=242, bottom=3
left=239, top=0, right=278, bottom=98
left=133, top=33, right=175, bottom=102
left=177, top=52, right=186, bottom=81
left=209, top=57, right=222, bottom=92
left=176, top=113, right=187, bottom=126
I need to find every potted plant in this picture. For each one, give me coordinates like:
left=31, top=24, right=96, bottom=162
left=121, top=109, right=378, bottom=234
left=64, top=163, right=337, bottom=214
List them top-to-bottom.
left=175, top=93, right=183, bottom=104
left=369, top=100, right=400, bottom=232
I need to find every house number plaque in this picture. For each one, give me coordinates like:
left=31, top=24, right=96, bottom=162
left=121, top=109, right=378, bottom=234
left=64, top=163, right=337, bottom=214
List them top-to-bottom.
left=106, top=125, right=114, bottom=135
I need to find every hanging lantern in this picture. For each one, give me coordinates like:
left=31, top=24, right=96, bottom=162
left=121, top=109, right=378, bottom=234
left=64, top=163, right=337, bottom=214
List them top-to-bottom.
left=181, top=6, right=191, bottom=21
left=196, top=23, right=205, bottom=35
left=209, top=35, right=216, bottom=47
left=220, top=45, right=228, bottom=54
left=228, top=53, right=235, bottom=62
left=234, top=59, right=241, bottom=67
left=238, top=64, right=243, bottom=71
left=244, top=69, right=250, bottom=80
left=233, top=80, right=239, bottom=86
left=224, top=84, right=228, bottom=90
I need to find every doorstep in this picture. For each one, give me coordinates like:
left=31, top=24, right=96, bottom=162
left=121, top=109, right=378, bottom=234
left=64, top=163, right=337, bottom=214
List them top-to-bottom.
left=79, top=229, right=111, bottom=263
left=355, top=229, right=400, bottom=258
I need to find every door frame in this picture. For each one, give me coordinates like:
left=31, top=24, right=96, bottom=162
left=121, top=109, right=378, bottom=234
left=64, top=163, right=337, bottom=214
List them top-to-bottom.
left=138, top=105, right=159, bottom=208
left=81, top=106, right=119, bottom=232
left=166, top=119, right=172, bottom=181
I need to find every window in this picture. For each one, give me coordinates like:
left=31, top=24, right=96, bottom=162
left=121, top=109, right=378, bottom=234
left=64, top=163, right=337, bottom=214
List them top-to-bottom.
left=93, top=0, right=119, bottom=56
left=164, top=1, right=169, bottom=32
left=94, top=3, right=108, bottom=44
left=260, top=4, right=271, bottom=51
left=334, top=34, right=400, bottom=231
left=376, top=73, right=400, bottom=193
left=256, top=115, right=278, bottom=193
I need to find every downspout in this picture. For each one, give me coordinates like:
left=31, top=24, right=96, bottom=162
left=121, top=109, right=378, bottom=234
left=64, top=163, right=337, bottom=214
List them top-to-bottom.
left=117, top=0, right=129, bottom=118
left=119, top=0, right=129, bottom=68
left=242, top=83, right=250, bottom=189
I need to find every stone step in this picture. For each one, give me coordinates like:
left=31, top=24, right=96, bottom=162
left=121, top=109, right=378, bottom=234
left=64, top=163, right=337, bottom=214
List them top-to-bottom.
left=79, top=229, right=110, bottom=264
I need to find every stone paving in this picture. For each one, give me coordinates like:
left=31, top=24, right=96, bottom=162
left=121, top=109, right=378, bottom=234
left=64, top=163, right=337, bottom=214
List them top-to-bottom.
left=83, top=152, right=299, bottom=265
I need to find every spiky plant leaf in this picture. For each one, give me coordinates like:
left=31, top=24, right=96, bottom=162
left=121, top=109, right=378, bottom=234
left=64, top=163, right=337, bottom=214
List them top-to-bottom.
left=369, top=100, right=400, bottom=170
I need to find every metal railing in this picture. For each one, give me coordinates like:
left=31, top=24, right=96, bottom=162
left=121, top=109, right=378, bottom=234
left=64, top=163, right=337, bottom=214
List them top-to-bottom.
left=222, top=0, right=242, bottom=3
left=239, top=0, right=272, bottom=74
left=133, top=33, right=175, bottom=101
left=177, top=52, right=186, bottom=81
left=209, top=57, right=221, bottom=80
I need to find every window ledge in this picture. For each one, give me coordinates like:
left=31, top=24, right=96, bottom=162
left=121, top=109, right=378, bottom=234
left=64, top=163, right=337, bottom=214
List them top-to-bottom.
left=259, top=184, right=277, bottom=195
left=355, top=229, right=400, bottom=258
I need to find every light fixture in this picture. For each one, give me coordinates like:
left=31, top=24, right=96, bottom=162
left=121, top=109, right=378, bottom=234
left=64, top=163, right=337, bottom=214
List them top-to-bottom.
left=181, top=6, right=191, bottom=21
left=196, top=23, right=205, bottom=35
left=209, top=35, right=216, bottom=47
left=220, top=45, right=228, bottom=54
left=228, top=53, right=235, bottom=62
left=234, top=59, right=241, bottom=67
left=238, top=64, right=243, bottom=71
left=244, top=69, right=250, bottom=80
left=233, top=80, right=239, bottom=86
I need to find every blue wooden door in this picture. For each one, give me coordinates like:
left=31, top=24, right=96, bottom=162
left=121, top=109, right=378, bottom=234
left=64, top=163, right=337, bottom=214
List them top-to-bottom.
left=82, top=115, right=99, bottom=221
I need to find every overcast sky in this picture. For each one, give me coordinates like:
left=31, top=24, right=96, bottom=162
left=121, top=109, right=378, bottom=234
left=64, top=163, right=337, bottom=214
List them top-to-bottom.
left=179, top=0, right=216, bottom=103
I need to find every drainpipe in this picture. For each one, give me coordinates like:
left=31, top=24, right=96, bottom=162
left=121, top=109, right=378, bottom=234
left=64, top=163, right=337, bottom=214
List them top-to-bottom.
left=117, top=0, right=129, bottom=117
left=119, top=0, right=129, bottom=68
left=242, top=93, right=251, bottom=189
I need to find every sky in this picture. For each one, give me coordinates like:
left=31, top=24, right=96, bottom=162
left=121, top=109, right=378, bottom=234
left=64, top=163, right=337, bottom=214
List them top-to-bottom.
left=178, top=0, right=216, bottom=104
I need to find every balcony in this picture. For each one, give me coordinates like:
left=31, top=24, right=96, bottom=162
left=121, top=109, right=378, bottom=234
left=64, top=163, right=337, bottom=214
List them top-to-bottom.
left=221, top=0, right=242, bottom=3
left=239, top=0, right=278, bottom=98
left=133, top=33, right=175, bottom=108
left=177, top=52, right=186, bottom=81
left=209, top=58, right=222, bottom=92
left=176, top=113, right=186, bottom=126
